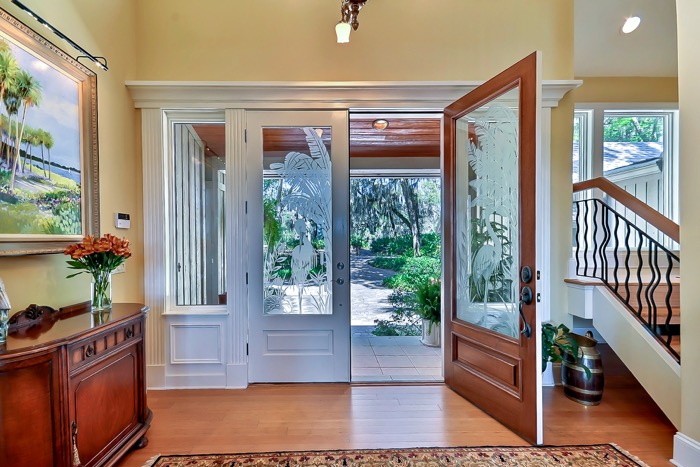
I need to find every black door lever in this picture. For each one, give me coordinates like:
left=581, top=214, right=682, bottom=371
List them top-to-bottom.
left=519, top=281, right=533, bottom=338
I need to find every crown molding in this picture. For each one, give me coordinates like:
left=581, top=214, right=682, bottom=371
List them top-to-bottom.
left=125, top=80, right=582, bottom=110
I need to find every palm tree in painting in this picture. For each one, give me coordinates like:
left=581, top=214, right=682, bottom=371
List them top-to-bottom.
left=0, top=45, right=17, bottom=120
left=0, top=48, right=16, bottom=169
left=9, top=70, right=42, bottom=191
left=4, top=89, right=19, bottom=171
left=0, top=113, right=9, bottom=167
left=20, top=126, right=38, bottom=173
left=36, top=128, right=48, bottom=177
left=43, top=130, right=54, bottom=180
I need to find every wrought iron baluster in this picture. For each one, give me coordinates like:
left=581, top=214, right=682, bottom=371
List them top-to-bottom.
left=582, top=200, right=590, bottom=276
left=583, top=200, right=590, bottom=276
left=574, top=201, right=581, bottom=276
left=592, top=201, right=599, bottom=277
left=600, top=201, right=610, bottom=283
left=612, top=211, right=620, bottom=292
left=623, top=221, right=632, bottom=304
left=635, top=227, right=644, bottom=318
left=643, top=243, right=656, bottom=328
left=650, top=243, right=662, bottom=336
left=663, top=251, right=674, bottom=347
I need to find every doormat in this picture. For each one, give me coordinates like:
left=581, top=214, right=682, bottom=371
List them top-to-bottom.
left=143, top=444, right=648, bottom=466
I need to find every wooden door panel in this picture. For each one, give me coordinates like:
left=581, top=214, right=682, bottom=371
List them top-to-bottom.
left=443, top=52, right=541, bottom=443
left=454, top=337, right=521, bottom=391
left=70, top=345, right=139, bottom=466
left=0, top=351, right=63, bottom=467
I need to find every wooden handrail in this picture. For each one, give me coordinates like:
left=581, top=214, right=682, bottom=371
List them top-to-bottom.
left=573, top=177, right=680, bottom=244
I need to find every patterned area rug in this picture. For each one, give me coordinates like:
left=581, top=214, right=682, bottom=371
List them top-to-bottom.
left=143, top=444, right=648, bottom=466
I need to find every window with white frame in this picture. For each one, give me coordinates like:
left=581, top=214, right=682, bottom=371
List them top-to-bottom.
left=573, top=104, right=679, bottom=249
left=169, top=117, right=227, bottom=307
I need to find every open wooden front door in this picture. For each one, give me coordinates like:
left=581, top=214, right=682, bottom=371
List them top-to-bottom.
left=443, top=52, right=542, bottom=443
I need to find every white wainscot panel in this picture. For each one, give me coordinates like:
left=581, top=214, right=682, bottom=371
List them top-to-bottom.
left=170, top=323, right=223, bottom=364
left=264, top=330, right=333, bottom=356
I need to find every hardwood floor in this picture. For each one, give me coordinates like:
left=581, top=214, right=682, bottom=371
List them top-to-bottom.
left=119, top=345, right=675, bottom=467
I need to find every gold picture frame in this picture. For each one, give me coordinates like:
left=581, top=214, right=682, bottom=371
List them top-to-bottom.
left=0, top=7, right=99, bottom=256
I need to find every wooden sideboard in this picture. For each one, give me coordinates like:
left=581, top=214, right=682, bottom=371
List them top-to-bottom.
left=0, top=303, right=152, bottom=467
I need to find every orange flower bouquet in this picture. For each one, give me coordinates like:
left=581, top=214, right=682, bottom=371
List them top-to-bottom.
left=64, top=234, right=131, bottom=312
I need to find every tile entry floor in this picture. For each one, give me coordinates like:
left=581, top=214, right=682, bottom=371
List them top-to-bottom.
left=351, top=333, right=443, bottom=382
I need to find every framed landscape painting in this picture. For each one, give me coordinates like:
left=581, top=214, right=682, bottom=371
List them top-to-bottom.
left=0, top=7, right=98, bottom=256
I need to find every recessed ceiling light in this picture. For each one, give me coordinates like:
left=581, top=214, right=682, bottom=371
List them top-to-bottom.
left=621, top=16, right=641, bottom=34
left=372, top=119, right=389, bottom=130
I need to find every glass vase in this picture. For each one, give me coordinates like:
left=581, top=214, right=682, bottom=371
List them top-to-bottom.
left=91, top=271, right=112, bottom=312
left=0, top=308, right=8, bottom=343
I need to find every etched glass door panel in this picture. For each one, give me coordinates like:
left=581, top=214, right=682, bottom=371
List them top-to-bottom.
left=455, top=88, right=520, bottom=338
left=248, top=111, right=350, bottom=383
left=262, top=127, right=332, bottom=315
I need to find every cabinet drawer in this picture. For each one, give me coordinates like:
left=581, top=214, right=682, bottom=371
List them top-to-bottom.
left=68, top=319, right=143, bottom=371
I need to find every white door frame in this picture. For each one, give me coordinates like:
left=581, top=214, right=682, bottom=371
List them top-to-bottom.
left=129, top=80, right=579, bottom=390
left=246, top=110, right=351, bottom=383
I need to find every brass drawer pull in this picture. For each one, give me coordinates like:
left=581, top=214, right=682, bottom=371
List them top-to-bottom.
left=125, top=328, right=134, bottom=339
left=85, top=345, right=95, bottom=358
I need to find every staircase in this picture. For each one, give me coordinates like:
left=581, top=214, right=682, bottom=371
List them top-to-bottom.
left=566, top=177, right=681, bottom=427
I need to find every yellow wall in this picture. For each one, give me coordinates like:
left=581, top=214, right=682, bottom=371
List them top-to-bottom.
left=0, top=0, right=142, bottom=309
left=0, top=0, right=575, bottom=317
left=134, top=0, right=573, bottom=81
left=677, top=0, right=700, bottom=443
left=572, top=77, right=678, bottom=103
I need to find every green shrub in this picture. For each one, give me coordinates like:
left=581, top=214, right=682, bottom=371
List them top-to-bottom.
left=0, top=168, right=10, bottom=186
left=0, top=202, right=44, bottom=233
left=42, top=202, right=81, bottom=235
left=370, top=233, right=441, bottom=258
left=420, top=233, right=441, bottom=258
left=350, top=234, right=367, bottom=252
left=370, top=235, right=413, bottom=256
left=368, top=256, right=406, bottom=271
left=383, top=256, right=441, bottom=291
left=371, top=290, right=421, bottom=336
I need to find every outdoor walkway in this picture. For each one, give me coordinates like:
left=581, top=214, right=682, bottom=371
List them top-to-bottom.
left=350, top=252, right=443, bottom=382
left=350, top=253, right=394, bottom=325
left=351, top=334, right=443, bottom=382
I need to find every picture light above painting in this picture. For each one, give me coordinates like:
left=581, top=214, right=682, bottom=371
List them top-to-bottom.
left=11, top=0, right=109, bottom=71
left=0, top=6, right=99, bottom=256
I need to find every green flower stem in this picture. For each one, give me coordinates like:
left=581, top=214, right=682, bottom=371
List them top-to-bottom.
left=91, top=270, right=112, bottom=311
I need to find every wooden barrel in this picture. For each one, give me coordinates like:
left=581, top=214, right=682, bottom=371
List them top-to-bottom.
left=561, top=332, right=604, bottom=405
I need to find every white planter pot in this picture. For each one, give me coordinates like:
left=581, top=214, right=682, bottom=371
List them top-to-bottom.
left=421, top=319, right=441, bottom=347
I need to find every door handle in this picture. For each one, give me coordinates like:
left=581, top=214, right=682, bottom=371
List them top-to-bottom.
left=519, top=285, right=533, bottom=338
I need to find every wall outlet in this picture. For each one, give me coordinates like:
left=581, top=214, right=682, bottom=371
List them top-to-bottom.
left=113, top=263, right=126, bottom=274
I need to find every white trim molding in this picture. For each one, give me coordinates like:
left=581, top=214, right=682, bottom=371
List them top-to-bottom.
left=126, top=80, right=581, bottom=110
left=672, top=433, right=700, bottom=467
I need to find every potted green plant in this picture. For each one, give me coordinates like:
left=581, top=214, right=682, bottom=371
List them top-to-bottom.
left=414, top=278, right=441, bottom=347
left=542, top=323, right=590, bottom=378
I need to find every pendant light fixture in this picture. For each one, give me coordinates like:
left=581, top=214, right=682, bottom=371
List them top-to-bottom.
left=335, top=0, right=368, bottom=44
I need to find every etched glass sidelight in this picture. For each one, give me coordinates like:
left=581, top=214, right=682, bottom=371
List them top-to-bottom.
left=455, top=88, right=520, bottom=338
left=262, top=127, right=333, bottom=315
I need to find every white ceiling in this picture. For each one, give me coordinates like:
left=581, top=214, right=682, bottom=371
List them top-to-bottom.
left=575, top=0, right=678, bottom=77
